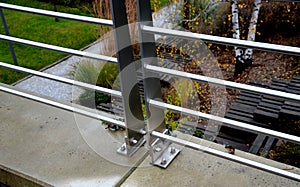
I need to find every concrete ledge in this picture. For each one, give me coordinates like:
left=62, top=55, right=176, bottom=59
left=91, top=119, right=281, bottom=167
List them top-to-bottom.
left=1, top=86, right=299, bottom=186
left=0, top=89, right=147, bottom=186
left=121, top=132, right=300, bottom=187
left=0, top=165, right=51, bottom=187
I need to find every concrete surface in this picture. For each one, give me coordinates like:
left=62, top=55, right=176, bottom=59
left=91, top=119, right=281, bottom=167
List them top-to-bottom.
left=1, top=87, right=300, bottom=186
left=0, top=88, right=147, bottom=187
left=121, top=132, right=300, bottom=187
left=1, top=165, right=49, bottom=187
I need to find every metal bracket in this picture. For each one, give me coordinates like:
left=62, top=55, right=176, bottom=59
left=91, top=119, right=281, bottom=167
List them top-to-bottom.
left=111, top=0, right=146, bottom=157
left=117, top=136, right=146, bottom=157
left=151, top=137, right=180, bottom=168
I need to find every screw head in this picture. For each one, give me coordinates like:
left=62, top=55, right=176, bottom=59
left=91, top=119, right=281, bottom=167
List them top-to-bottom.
left=130, top=139, right=138, bottom=145
left=121, top=145, right=126, bottom=151
left=153, top=146, right=162, bottom=152
left=170, top=147, right=176, bottom=154
left=161, top=158, right=167, bottom=165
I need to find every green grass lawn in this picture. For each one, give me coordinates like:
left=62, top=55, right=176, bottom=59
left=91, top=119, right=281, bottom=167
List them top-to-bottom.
left=0, top=0, right=100, bottom=84
left=0, top=0, right=93, bottom=16
left=151, top=0, right=170, bottom=10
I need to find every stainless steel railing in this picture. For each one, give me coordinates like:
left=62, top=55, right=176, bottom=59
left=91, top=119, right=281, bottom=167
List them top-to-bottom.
left=137, top=0, right=300, bottom=181
left=0, top=1, right=300, bottom=182
left=0, top=1, right=146, bottom=157
left=0, top=3, right=122, bottom=126
left=0, top=3, right=113, bottom=26
left=142, top=25, right=300, bottom=56
left=0, top=35, right=118, bottom=63
left=0, top=62, right=121, bottom=97
left=145, top=64, right=300, bottom=101
left=0, top=84, right=126, bottom=127
left=151, top=131, right=300, bottom=181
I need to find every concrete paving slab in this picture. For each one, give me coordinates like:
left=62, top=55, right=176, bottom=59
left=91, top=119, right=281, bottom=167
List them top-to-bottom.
left=0, top=90, right=147, bottom=186
left=121, top=132, right=300, bottom=187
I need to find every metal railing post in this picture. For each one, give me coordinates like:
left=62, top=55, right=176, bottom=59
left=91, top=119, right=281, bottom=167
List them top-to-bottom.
left=110, top=0, right=146, bottom=156
left=137, top=0, right=180, bottom=168
left=0, top=7, right=18, bottom=66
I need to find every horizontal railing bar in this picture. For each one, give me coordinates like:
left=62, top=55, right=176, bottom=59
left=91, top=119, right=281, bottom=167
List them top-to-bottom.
left=218, top=0, right=300, bottom=4
left=267, top=0, right=300, bottom=2
left=0, top=3, right=113, bottom=26
left=142, top=26, right=300, bottom=56
left=0, top=34, right=118, bottom=63
left=0, top=61, right=122, bottom=97
left=145, top=64, right=300, bottom=101
left=0, top=84, right=125, bottom=127
left=149, top=99, right=300, bottom=144
left=151, top=131, right=300, bottom=182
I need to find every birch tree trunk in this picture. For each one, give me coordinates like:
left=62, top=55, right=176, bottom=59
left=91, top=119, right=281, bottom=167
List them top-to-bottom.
left=183, top=0, right=263, bottom=75
left=231, top=0, right=245, bottom=76
left=231, top=0, right=262, bottom=75
left=243, top=0, right=262, bottom=66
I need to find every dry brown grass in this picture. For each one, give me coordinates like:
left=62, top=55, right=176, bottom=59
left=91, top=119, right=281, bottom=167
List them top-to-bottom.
left=91, top=0, right=139, bottom=57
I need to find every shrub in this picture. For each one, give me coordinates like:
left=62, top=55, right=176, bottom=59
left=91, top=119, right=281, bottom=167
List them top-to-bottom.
left=151, top=0, right=169, bottom=11
left=182, top=0, right=231, bottom=36
left=257, top=1, right=300, bottom=43
left=70, top=61, right=119, bottom=107
left=71, top=61, right=102, bottom=84
left=96, top=63, right=119, bottom=89
left=162, top=85, right=181, bottom=130
left=78, top=89, right=111, bottom=107
left=269, top=142, right=300, bottom=168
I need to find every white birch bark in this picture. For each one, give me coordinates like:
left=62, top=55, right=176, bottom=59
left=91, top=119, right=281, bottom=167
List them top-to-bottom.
left=231, top=0, right=244, bottom=64
left=231, top=0, right=240, bottom=40
left=244, top=0, right=262, bottom=63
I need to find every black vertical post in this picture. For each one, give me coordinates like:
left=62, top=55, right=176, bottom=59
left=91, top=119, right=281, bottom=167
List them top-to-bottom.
left=110, top=0, right=145, bottom=156
left=0, top=8, right=18, bottom=66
